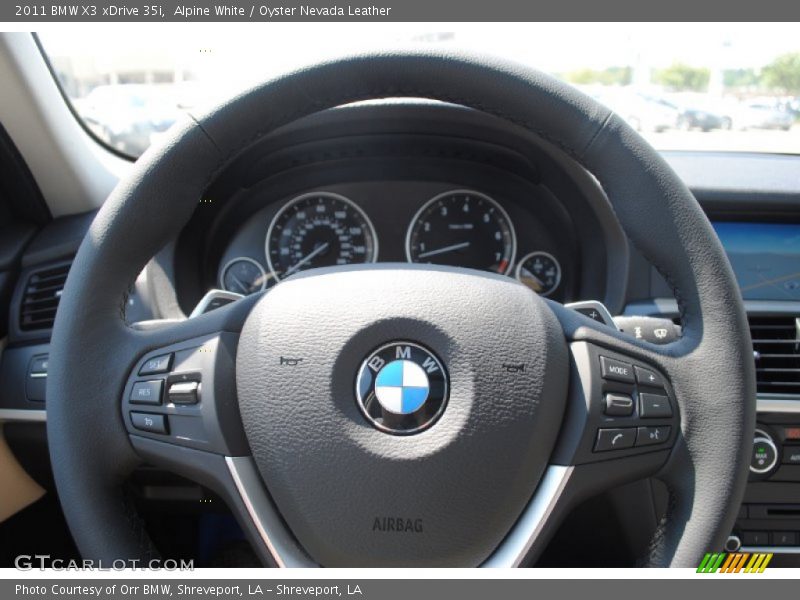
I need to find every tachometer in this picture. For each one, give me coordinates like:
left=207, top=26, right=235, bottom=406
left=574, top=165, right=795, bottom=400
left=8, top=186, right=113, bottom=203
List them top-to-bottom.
left=405, top=190, right=516, bottom=274
left=266, top=192, right=378, bottom=281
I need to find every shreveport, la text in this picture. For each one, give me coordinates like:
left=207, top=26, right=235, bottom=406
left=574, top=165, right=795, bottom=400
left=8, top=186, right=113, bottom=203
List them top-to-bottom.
left=16, top=584, right=363, bottom=597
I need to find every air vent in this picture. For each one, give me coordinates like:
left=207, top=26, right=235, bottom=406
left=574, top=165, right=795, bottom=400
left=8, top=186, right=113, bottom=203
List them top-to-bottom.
left=18, top=263, right=71, bottom=331
left=750, top=316, right=800, bottom=396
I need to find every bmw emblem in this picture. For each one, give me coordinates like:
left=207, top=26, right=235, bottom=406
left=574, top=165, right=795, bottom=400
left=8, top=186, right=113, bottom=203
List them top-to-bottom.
left=355, top=342, right=448, bottom=434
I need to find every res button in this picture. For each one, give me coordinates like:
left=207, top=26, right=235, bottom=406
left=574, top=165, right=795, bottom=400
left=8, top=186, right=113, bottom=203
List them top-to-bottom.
left=130, top=380, right=163, bottom=405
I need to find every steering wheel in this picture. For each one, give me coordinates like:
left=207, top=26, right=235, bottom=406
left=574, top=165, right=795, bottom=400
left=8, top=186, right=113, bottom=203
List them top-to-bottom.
left=47, top=52, right=755, bottom=568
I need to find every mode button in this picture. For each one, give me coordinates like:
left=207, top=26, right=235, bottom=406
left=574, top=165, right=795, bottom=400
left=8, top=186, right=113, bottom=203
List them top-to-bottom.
left=600, top=356, right=635, bottom=383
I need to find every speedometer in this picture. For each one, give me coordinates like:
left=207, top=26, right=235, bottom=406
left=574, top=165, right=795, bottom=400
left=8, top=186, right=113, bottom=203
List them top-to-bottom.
left=406, top=190, right=516, bottom=274
left=266, top=192, right=378, bottom=281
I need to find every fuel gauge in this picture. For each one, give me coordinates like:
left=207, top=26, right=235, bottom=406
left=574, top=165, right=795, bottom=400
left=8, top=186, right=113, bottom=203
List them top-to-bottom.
left=515, top=251, right=561, bottom=297
left=219, top=257, right=269, bottom=295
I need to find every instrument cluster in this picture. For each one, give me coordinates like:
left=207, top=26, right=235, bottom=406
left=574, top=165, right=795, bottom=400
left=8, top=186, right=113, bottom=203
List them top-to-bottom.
left=215, top=183, right=571, bottom=301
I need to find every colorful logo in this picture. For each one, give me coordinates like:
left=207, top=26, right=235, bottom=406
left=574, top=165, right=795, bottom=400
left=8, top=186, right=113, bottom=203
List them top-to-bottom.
left=355, top=342, right=448, bottom=434
left=374, top=359, right=430, bottom=415
left=697, top=552, right=773, bottom=573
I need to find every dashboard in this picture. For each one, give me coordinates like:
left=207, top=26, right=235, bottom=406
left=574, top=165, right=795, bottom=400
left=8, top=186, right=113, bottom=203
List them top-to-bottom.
left=159, top=103, right=626, bottom=316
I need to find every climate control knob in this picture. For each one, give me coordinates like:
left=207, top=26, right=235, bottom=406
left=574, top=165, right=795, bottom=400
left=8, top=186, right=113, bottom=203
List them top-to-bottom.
left=750, top=430, right=779, bottom=475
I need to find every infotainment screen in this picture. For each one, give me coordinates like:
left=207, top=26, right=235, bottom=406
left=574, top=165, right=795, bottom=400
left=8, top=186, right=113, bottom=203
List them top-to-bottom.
left=712, top=222, right=800, bottom=301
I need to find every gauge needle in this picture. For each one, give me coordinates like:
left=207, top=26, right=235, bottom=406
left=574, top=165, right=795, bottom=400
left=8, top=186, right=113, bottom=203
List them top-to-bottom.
left=417, top=241, right=470, bottom=259
left=283, top=242, right=330, bottom=277
left=521, top=269, right=545, bottom=291
left=522, top=269, right=545, bottom=287
left=229, top=274, right=249, bottom=294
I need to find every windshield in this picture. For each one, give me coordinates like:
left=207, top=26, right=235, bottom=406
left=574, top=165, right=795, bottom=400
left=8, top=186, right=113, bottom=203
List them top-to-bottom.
left=38, top=24, right=800, bottom=159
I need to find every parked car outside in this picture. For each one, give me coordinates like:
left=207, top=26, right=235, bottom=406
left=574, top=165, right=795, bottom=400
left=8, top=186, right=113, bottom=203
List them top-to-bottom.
left=76, top=84, right=181, bottom=156
left=589, top=87, right=679, bottom=132
left=733, top=101, right=794, bottom=131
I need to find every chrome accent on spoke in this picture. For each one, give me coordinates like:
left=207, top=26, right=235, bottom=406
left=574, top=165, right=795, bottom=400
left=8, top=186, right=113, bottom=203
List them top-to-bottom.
left=0, top=409, right=46, bottom=422
left=225, top=456, right=316, bottom=568
left=482, top=465, right=573, bottom=567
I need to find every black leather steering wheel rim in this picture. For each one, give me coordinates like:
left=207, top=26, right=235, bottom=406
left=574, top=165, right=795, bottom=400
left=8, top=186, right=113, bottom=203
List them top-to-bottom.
left=47, top=50, right=755, bottom=567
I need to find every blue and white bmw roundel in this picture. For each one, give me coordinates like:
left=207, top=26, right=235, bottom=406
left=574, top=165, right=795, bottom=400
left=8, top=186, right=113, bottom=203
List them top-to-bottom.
left=355, top=341, right=448, bottom=434
left=374, top=359, right=430, bottom=414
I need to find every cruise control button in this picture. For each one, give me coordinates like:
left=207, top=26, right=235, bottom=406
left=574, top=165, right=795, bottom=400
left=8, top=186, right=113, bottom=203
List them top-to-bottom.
left=139, top=353, right=173, bottom=375
left=600, top=356, right=634, bottom=383
left=634, top=365, right=664, bottom=388
left=130, top=380, right=163, bottom=405
left=168, top=381, right=200, bottom=405
left=604, top=393, right=634, bottom=416
left=639, top=393, right=672, bottom=418
left=130, top=412, right=168, bottom=434
left=636, top=426, right=671, bottom=446
left=594, top=428, right=636, bottom=452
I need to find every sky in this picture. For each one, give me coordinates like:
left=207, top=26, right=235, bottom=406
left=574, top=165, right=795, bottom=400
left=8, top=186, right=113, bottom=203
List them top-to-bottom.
left=38, top=22, right=800, bottom=83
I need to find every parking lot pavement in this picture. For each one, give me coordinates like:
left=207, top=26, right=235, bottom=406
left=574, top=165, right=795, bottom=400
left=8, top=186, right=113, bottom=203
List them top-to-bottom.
left=644, top=125, right=800, bottom=154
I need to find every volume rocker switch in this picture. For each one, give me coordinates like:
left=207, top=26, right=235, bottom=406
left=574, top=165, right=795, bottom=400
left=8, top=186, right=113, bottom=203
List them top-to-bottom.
left=168, top=380, right=200, bottom=405
left=639, top=393, right=672, bottom=418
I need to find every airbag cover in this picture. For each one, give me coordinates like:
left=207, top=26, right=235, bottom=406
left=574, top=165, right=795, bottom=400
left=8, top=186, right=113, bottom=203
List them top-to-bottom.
left=236, top=265, right=568, bottom=566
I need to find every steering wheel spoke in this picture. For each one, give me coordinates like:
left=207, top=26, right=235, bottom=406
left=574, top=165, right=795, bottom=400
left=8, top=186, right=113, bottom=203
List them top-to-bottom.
left=116, top=293, right=314, bottom=566
left=120, top=293, right=260, bottom=450
left=484, top=302, right=682, bottom=567
left=556, top=304, right=680, bottom=463
left=552, top=314, right=680, bottom=470
left=122, top=331, right=245, bottom=454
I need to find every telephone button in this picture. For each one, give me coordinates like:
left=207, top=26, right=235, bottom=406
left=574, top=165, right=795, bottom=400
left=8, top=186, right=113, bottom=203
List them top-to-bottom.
left=594, top=428, right=636, bottom=452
